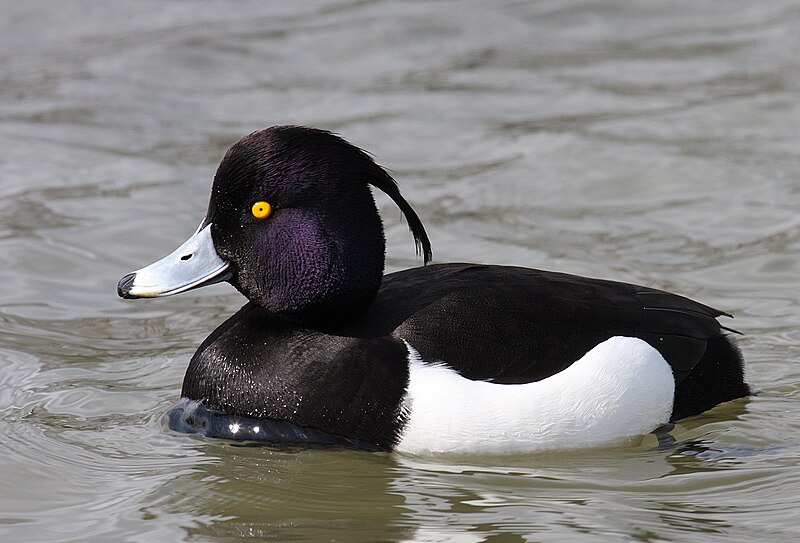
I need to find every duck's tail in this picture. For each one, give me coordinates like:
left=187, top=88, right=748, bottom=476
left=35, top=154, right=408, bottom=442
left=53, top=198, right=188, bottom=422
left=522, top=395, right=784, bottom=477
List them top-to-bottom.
left=670, top=335, right=750, bottom=421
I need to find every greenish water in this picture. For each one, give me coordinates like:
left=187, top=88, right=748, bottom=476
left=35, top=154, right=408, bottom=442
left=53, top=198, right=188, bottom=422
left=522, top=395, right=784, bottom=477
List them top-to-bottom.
left=1, top=1, right=799, bottom=541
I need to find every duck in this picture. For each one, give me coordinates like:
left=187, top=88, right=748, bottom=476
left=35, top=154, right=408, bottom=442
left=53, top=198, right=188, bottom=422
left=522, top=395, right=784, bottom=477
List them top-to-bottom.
left=117, top=125, right=750, bottom=454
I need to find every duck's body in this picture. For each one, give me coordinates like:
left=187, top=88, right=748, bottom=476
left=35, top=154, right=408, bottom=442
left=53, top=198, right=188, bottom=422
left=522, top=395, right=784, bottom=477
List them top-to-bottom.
left=119, top=126, right=749, bottom=454
left=169, top=263, right=745, bottom=453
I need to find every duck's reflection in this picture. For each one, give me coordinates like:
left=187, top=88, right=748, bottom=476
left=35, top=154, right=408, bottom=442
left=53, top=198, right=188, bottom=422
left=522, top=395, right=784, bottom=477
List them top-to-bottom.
left=148, top=398, right=756, bottom=542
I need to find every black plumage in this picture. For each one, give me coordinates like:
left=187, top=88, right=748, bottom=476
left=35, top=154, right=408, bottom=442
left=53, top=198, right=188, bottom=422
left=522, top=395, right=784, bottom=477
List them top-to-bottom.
left=180, top=263, right=748, bottom=448
left=182, top=305, right=410, bottom=450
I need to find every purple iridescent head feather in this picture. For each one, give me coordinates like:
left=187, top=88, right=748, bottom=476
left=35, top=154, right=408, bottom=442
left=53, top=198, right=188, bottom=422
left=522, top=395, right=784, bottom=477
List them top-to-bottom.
left=205, top=126, right=432, bottom=322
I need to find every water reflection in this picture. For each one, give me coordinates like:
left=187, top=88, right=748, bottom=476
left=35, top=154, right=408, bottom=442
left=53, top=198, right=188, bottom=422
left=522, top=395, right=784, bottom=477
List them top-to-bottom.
left=143, top=408, right=781, bottom=543
left=150, top=445, right=412, bottom=542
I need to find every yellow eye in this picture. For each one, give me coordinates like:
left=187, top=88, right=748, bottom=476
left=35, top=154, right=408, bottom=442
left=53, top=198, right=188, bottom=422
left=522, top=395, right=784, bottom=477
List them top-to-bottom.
left=251, top=201, right=272, bottom=219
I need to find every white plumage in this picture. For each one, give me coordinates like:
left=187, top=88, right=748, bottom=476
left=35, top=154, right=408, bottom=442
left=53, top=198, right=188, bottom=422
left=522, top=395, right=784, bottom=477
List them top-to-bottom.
left=396, top=336, right=675, bottom=455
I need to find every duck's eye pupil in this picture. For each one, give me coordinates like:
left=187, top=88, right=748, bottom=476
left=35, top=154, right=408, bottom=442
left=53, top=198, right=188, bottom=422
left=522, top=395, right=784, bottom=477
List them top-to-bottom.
left=251, top=201, right=272, bottom=219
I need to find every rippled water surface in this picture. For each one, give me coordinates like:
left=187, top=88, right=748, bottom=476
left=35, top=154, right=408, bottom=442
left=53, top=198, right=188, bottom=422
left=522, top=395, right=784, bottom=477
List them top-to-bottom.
left=2, top=1, right=799, bottom=541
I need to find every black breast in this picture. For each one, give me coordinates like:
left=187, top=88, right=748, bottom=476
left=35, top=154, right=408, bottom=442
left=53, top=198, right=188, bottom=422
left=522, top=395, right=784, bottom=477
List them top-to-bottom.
left=181, top=306, right=410, bottom=450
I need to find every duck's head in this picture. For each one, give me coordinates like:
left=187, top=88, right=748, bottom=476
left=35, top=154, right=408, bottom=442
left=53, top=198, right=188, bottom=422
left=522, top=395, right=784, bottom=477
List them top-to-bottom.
left=117, top=126, right=432, bottom=322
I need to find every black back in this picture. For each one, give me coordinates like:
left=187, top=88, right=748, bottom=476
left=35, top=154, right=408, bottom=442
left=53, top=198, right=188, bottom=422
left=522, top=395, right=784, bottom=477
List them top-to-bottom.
left=335, top=263, right=731, bottom=385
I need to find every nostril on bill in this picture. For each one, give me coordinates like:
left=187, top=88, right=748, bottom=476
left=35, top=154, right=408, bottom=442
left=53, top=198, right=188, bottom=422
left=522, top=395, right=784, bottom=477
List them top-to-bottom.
left=180, top=254, right=193, bottom=261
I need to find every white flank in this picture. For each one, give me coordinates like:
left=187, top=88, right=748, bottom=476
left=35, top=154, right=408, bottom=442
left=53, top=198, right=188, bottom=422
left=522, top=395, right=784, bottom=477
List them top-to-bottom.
left=395, top=336, right=675, bottom=455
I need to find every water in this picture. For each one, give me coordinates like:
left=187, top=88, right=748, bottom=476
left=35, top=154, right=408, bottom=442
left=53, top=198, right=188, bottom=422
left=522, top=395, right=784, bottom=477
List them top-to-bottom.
left=1, top=1, right=799, bottom=541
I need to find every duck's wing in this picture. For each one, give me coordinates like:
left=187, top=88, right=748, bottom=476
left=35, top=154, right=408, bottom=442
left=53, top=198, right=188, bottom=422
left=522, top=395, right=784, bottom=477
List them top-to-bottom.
left=360, top=263, right=731, bottom=385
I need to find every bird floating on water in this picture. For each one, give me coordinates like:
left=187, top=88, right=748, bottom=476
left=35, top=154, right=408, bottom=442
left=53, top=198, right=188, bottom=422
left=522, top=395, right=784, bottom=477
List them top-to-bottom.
left=118, top=126, right=749, bottom=454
